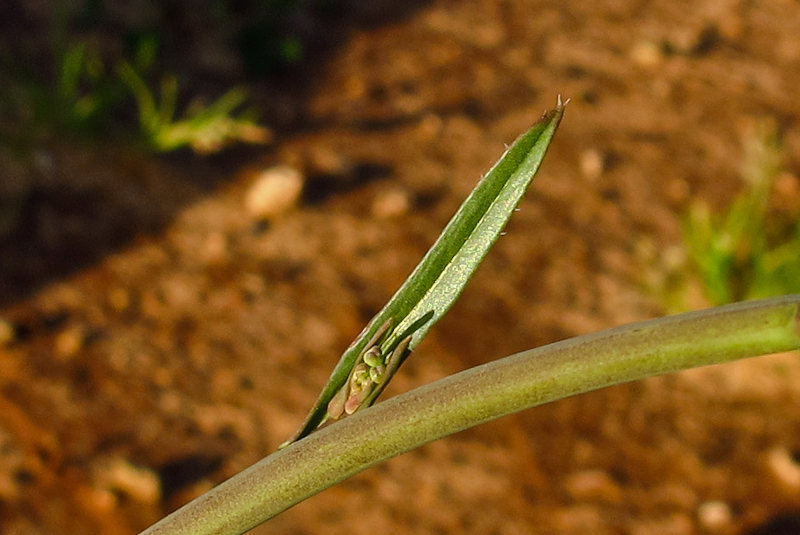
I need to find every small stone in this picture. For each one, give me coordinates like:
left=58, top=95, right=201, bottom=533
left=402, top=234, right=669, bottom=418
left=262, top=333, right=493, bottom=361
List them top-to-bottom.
left=669, top=24, right=720, bottom=56
left=630, top=40, right=664, bottom=67
left=417, top=114, right=443, bottom=140
left=305, top=146, right=353, bottom=178
left=579, top=149, right=605, bottom=180
left=245, top=165, right=304, bottom=220
left=372, top=188, right=411, bottom=219
left=55, top=326, right=85, bottom=359
left=767, top=447, right=800, bottom=490
left=94, top=457, right=160, bottom=504
left=563, top=469, right=622, bottom=503
left=697, top=501, right=732, bottom=531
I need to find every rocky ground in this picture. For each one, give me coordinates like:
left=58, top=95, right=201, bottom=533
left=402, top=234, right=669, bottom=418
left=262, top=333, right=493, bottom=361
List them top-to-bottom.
left=2, top=1, right=800, bottom=534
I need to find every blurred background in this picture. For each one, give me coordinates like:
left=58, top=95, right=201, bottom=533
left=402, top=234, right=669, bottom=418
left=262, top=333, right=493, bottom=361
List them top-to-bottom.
left=2, top=1, right=800, bottom=534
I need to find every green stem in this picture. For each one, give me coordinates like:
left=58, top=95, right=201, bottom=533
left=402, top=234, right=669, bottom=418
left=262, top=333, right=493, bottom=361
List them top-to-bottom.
left=139, top=295, right=800, bottom=535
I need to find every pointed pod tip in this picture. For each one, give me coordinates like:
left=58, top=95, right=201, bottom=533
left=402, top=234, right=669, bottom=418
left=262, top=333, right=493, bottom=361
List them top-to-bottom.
left=537, top=96, right=569, bottom=126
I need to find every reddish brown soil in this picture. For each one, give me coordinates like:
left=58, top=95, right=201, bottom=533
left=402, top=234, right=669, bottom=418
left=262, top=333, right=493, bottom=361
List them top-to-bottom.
left=3, top=1, right=800, bottom=535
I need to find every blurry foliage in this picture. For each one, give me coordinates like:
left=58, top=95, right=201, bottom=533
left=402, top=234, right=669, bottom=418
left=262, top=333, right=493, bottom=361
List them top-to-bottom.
left=0, top=0, right=317, bottom=152
left=2, top=41, right=126, bottom=140
left=117, top=59, right=270, bottom=153
left=646, top=119, right=800, bottom=310
left=682, top=119, right=800, bottom=304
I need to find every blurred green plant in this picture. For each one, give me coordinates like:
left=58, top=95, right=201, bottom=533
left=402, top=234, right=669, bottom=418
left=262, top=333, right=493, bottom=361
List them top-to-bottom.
left=0, top=0, right=322, bottom=151
left=1, top=32, right=269, bottom=153
left=115, top=32, right=270, bottom=153
left=0, top=41, right=124, bottom=141
left=52, top=42, right=125, bottom=133
left=116, top=61, right=270, bottom=154
left=682, top=119, right=800, bottom=305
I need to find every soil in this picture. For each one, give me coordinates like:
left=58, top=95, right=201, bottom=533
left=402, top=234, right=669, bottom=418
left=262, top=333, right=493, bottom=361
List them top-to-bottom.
left=2, top=1, right=800, bottom=534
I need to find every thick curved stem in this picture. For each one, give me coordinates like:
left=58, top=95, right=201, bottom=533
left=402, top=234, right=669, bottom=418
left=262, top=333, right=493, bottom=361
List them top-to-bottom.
left=140, top=295, right=800, bottom=535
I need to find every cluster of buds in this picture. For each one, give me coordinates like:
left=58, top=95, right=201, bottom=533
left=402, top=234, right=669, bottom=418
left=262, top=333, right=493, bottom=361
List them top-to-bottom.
left=327, top=320, right=411, bottom=419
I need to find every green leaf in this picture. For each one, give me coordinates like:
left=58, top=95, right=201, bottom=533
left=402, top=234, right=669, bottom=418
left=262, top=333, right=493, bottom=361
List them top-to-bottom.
left=282, top=97, right=567, bottom=446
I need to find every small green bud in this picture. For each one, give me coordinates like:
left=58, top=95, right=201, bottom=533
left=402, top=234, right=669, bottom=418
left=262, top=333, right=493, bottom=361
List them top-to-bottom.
left=363, top=347, right=384, bottom=367
left=351, top=363, right=371, bottom=389
left=369, top=365, right=386, bottom=384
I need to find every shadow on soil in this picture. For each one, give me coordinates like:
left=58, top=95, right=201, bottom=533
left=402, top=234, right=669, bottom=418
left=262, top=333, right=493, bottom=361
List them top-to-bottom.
left=0, top=0, right=435, bottom=309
